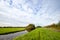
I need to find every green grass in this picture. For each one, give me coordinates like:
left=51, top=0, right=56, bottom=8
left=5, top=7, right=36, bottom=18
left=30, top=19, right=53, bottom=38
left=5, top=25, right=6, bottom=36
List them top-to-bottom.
left=0, top=27, right=25, bottom=34
left=13, top=28, right=60, bottom=40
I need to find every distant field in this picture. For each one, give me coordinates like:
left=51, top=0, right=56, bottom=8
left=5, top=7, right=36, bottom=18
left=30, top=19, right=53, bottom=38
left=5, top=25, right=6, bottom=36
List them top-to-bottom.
left=0, top=27, right=25, bottom=35
left=14, top=28, right=60, bottom=40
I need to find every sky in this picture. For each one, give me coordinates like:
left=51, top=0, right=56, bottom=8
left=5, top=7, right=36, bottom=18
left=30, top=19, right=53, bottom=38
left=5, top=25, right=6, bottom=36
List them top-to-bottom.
left=0, top=0, right=60, bottom=26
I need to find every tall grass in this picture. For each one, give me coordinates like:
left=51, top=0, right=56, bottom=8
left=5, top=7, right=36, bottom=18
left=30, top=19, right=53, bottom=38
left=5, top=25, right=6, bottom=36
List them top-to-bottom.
left=13, top=28, right=60, bottom=40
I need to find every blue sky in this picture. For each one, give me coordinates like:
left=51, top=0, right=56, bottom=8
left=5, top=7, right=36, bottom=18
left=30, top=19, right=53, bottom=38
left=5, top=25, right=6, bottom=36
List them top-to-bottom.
left=0, top=0, right=60, bottom=26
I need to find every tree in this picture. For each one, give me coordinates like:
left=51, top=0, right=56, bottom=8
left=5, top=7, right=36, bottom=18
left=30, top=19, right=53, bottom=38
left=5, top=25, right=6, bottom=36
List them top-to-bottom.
left=57, top=21, right=60, bottom=27
left=58, top=21, right=60, bottom=25
left=26, top=24, right=35, bottom=32
left=37, top=26, right=42, bottom=28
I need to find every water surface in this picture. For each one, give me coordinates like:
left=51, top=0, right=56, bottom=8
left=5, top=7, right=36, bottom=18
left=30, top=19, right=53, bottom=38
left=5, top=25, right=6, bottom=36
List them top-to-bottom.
left=0, top=30, right=28, bottom=40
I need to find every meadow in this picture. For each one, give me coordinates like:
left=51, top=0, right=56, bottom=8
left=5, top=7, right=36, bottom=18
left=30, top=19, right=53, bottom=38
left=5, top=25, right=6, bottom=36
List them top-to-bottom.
left=0, top=27, right=25, bottom=35
left=13, top=28, right=60, bottom=40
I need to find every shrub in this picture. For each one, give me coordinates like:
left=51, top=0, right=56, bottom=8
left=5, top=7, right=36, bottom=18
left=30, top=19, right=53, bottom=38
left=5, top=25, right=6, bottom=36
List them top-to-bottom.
left=26, top=24, right=35, bottom=32
left=37, top=26, right=42, bottom=28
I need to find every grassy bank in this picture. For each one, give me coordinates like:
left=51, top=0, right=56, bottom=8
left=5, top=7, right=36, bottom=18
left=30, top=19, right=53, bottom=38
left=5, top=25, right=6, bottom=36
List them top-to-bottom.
left=0, top=27, right=25, bottom=35
left=13, top=28, right=60, bottom=40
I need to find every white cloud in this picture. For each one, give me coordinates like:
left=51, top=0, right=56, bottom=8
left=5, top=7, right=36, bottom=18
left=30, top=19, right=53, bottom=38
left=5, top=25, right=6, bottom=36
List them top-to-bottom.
left=0, top=0, right=60, bottom=26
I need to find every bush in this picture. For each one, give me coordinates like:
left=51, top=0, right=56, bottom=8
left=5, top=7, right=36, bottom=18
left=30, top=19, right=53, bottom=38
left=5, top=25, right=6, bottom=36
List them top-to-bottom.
left=26, top=24, right=35, bottom=32
left=37, top=26, right=42, bottom=28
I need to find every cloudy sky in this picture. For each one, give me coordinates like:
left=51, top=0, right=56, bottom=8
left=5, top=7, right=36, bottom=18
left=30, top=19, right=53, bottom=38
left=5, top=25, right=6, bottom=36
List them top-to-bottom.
left=0, top=0, right=60, bottom=26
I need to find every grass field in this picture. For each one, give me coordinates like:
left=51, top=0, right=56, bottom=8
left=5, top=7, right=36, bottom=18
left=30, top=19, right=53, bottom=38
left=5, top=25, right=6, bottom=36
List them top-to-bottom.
left=0, top=27, right=25, bottom=35
left=13, top=28, right=60, bottom=40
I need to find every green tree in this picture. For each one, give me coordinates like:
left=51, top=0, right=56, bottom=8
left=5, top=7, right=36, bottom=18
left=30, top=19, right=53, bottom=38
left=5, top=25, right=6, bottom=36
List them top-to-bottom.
left=57, top=21, right=60, bottom=27
left=58, top=21, right=60, bottom=25
left=26, top=24, right=35, bottom=32
left=37, top=26, right=42, bottom=28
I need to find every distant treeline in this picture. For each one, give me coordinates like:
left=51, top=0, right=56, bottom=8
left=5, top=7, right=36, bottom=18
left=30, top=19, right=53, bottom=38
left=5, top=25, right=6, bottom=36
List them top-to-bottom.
left=44, top=21, right=60, bottom=28
left=0, top=26, right=25, bottom=28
